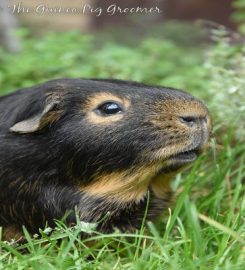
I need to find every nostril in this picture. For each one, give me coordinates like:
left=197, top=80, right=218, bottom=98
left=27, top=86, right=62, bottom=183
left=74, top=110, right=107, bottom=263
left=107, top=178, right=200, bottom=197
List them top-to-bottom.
left=179, top=116, right=196, bottom=126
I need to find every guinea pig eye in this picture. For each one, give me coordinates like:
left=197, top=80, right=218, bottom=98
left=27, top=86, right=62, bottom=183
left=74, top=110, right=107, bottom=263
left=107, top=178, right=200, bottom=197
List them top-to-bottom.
left=96, top=102, right=123, bottom=115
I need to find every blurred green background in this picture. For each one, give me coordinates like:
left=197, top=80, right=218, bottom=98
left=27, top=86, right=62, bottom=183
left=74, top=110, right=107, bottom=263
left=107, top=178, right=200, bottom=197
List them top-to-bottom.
left=0, top=1, right=244, bottom=269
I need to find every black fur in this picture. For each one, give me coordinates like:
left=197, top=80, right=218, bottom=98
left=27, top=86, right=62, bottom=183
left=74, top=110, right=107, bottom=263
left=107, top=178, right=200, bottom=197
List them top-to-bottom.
left=0, top=78, right=210, bottom=236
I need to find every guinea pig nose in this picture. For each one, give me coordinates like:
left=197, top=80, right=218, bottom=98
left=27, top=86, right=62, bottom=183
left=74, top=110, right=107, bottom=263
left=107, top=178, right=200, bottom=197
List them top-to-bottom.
left=179, top=116, right=197, bottom=127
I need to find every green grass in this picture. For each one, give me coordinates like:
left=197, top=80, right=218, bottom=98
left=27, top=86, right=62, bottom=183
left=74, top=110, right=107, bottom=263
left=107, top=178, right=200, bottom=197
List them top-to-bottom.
left=0, top=28, right=245, bottom=269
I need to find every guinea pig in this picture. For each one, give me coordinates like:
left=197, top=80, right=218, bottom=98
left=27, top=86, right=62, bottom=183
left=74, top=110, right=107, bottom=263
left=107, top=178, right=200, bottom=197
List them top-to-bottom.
left=0, top=78, right=211, bottom=240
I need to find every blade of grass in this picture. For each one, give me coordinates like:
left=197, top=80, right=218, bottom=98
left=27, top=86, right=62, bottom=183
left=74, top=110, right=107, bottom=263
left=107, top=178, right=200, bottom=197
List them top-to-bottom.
left=198, top=213, right=245, bottom=244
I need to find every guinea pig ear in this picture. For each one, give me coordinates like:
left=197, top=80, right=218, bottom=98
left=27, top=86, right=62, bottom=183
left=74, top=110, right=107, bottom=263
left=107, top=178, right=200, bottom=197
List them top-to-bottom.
left=10, top=96, right=61, bottom=134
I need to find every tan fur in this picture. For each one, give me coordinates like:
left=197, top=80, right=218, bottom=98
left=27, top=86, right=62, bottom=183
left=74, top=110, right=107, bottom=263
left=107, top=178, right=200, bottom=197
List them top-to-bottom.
left=153, top=99, right=209, bottom=116
left=150, top=100, right=211, bottom=131
left=86, top=112, right=124, bottom=124
left=80, top=164, right=165, bottom=203
left=150, top=173, right=175, bottom=199
left=1, top=226, right=23, bottom=242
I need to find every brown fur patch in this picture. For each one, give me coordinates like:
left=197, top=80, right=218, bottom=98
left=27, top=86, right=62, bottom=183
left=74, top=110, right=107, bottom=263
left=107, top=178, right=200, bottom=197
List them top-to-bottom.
left=79, top=165, right=164, bottom=203
left=150, top=172, right=175, bottom=199
left=1, top=226, right=23, bottom=242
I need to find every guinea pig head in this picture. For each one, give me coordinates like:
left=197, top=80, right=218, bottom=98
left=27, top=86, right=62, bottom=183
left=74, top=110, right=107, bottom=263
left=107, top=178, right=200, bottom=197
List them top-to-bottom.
left=10, top=79, right=211, bottom=202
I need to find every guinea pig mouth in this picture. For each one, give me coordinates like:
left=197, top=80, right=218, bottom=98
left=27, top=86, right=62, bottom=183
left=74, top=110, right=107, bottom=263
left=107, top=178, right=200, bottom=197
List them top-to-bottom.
left=156, top=149, right=201, bottom=174
left=169, top=149, right=202, bottom=168
left=171, top=150, right=198, bottom=162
